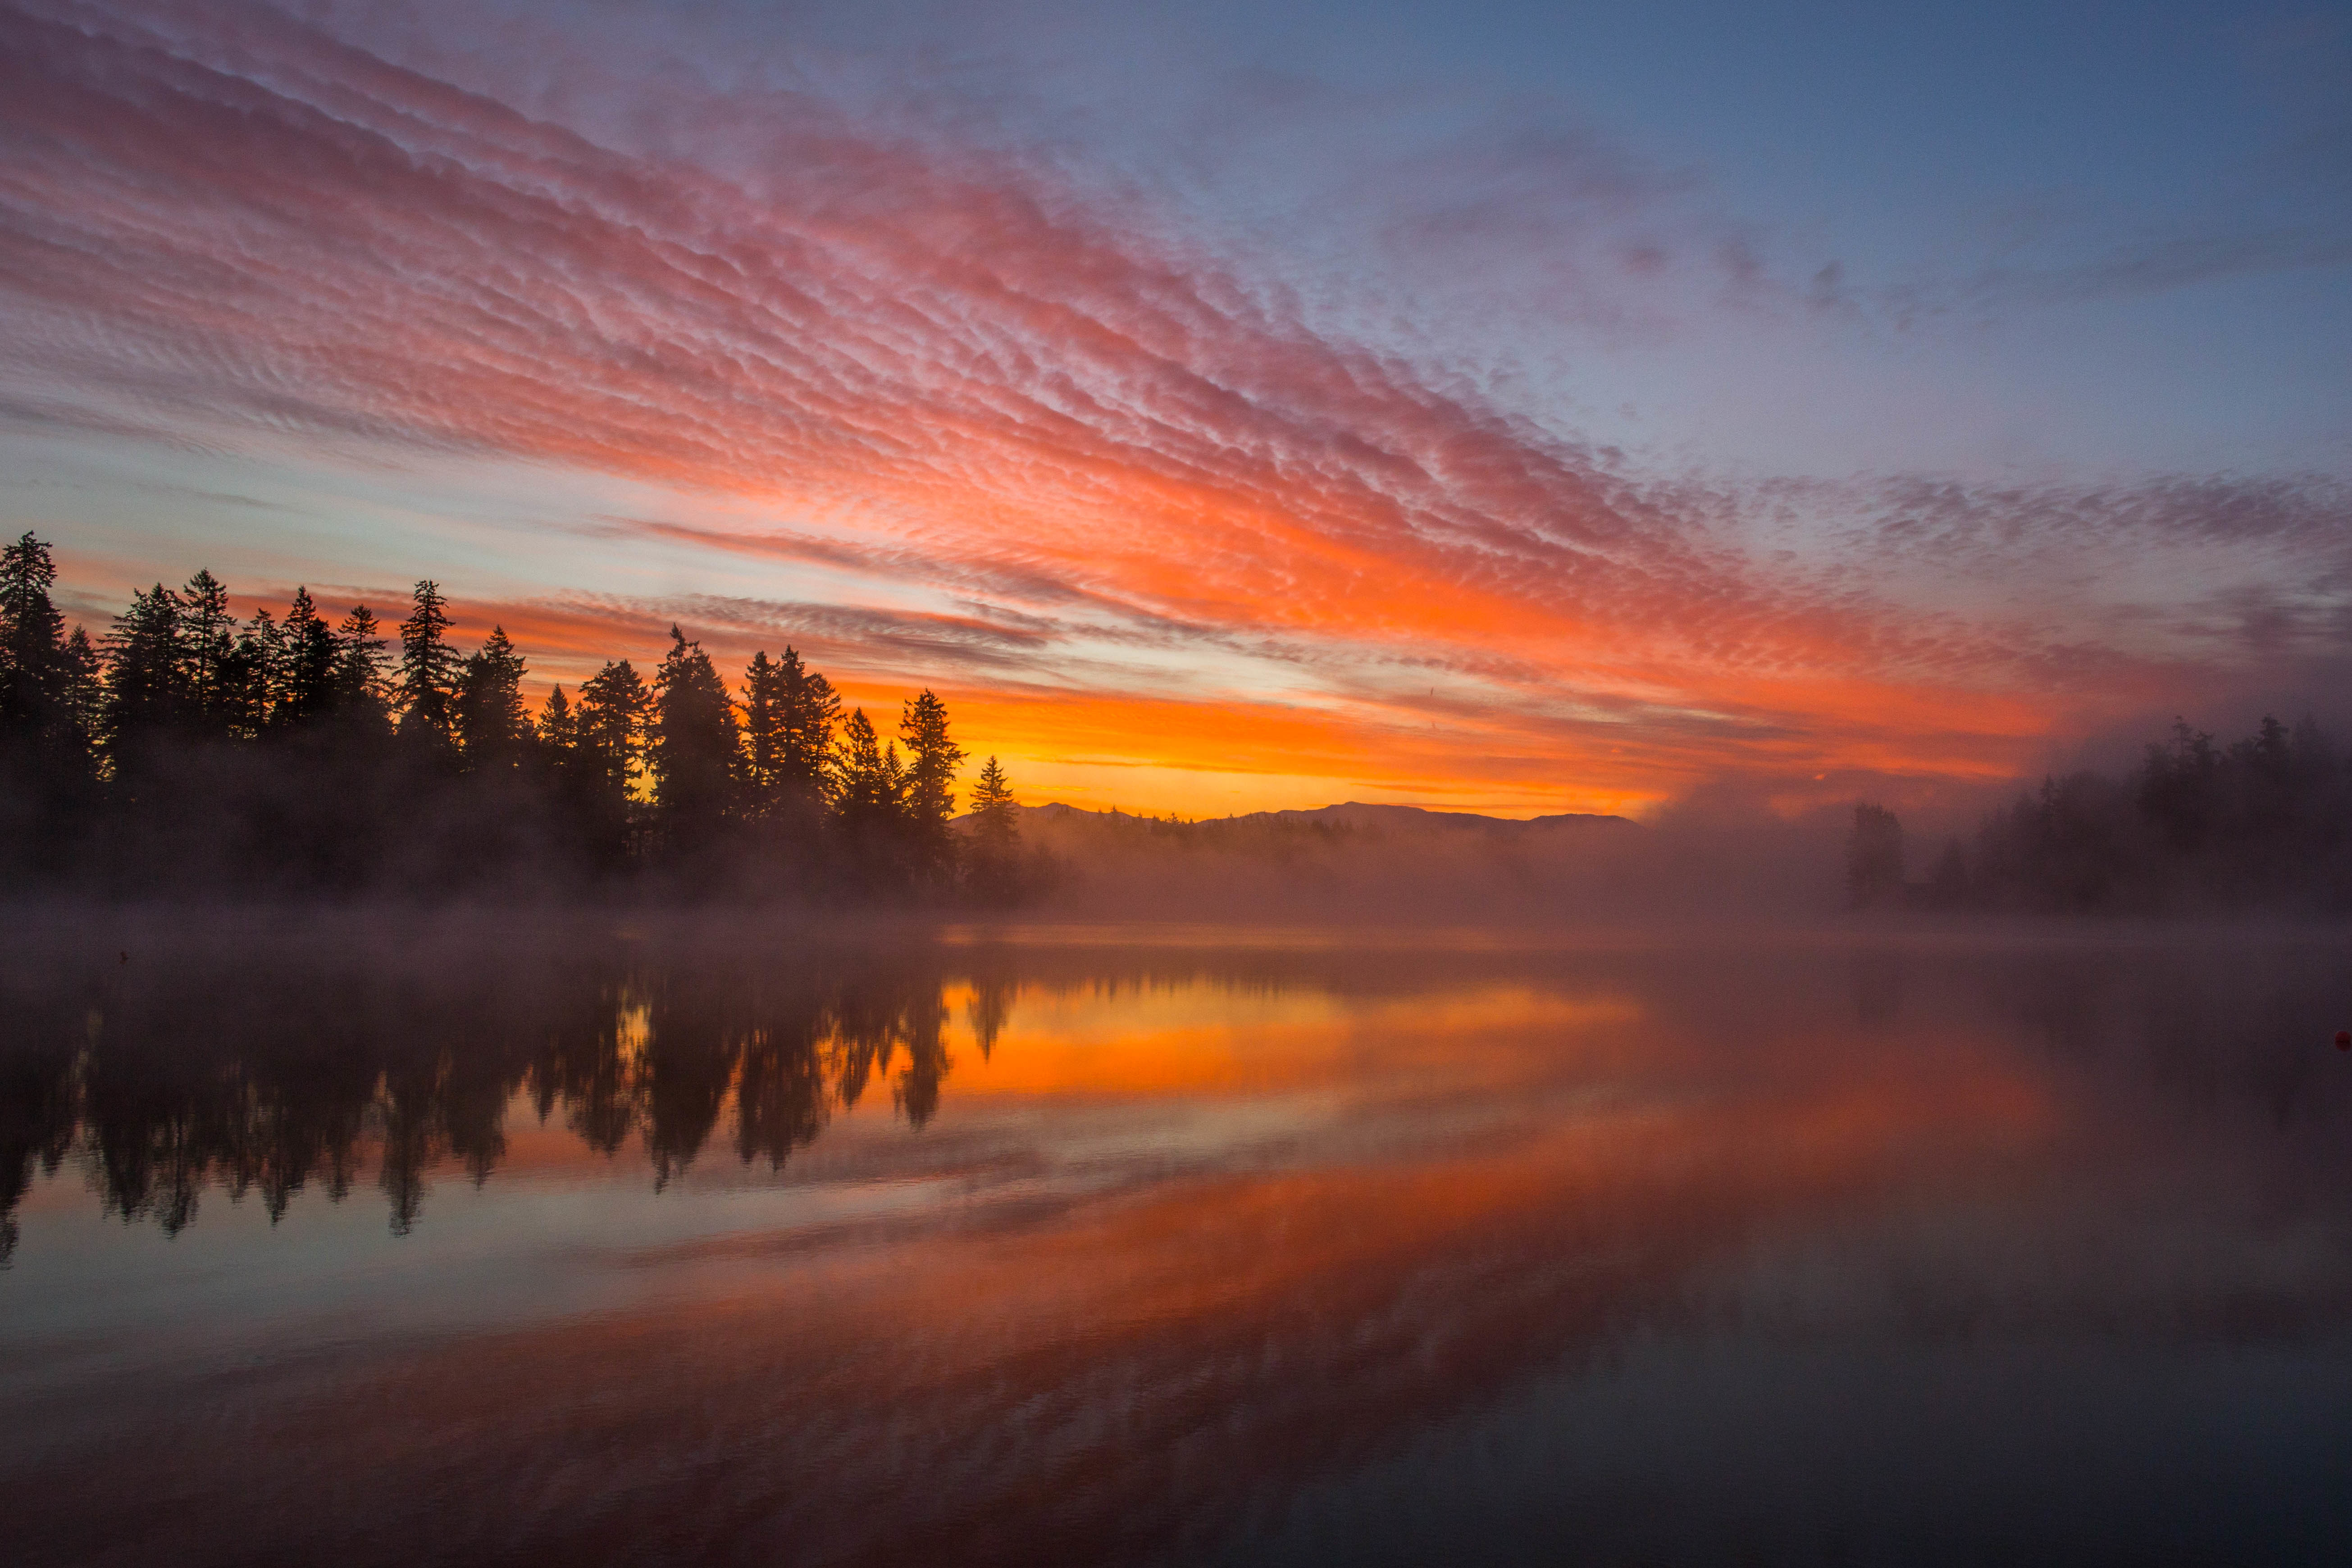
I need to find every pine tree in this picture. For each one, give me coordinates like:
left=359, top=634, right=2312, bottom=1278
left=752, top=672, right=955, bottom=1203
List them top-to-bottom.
left=0, top=532, right=87, bottom=783
left=178, top=570, right=239, bottom=738
left=396, top=580, right=460, bottom=752
left=101, top=583, right=188, bottom=759
left=276, top=588, right=339, bottom=727
left=333, top=605, right=391, bottom=721
left=228, top=608, right=283, bottom=739
left=58, top=625, right=101, bottom=754
left=454, top=626, right=529, bottom=770
left=649, top=627, right=740, bottom=845
left=739, top=646, right=843, bottom=821
left=779, top=647, right=839, bottom=810
left=741, top=651, right=786, bottom=814
left=575, top=659, right=648, bottom=799
left=570, top=661, right=649, bottom=865
left=537, top=684, right=578, bottom=762
left=898, top=689, right=966, bottom=881
left=833, top=708, right=904, bottom=835
left=965, top=755, right=1022, bottom=902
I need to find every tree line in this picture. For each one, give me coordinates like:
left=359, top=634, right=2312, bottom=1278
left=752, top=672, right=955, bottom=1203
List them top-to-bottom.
left=0, top=533, right=1033, bottom=899
left=1847, top=715, right=2352, bottom=914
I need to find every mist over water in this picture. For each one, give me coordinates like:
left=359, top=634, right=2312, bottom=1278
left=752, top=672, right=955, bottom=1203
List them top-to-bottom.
left=5, top=912, right=2352, bottom=1565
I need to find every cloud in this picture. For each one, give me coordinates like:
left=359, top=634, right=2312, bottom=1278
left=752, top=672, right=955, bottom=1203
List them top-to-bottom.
left=3, top=0, right=2344, bottom=811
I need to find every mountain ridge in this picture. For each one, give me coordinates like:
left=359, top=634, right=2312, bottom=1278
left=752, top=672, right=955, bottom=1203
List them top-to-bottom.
left=994, top=800, right=1636, bottom=834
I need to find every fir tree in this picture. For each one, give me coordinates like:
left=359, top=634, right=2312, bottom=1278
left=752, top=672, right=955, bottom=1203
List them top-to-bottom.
left=0, top=532, right=87, bottom=784
left=178, top=570, right=239, bottom=738
left=396, top=580, right=460, bottom=752
left=101, top=583, right=188, bottom=758
left=276, top=588, right=339, bottom=727
left=333, top=606, right=391, bottom=721
left=229, top=607, right=284, bottom=739
left=454, top=626, right=529, bottom=770
left=649, top=627, right=739, bottom=845
left=739, top=647, right=843, bottom=821
left=778, top=647, right=839, bottom=810
left=740, top=651, right=786, bottom=815
left=575, top=659, right=649, bottom=800
left=537, top=684, right=578, bottom=762
left=898, top=689, right=966, bottom=882
left=833, top=708, right=905, bottom=836
left=965, top=755, right=1022, bottom=902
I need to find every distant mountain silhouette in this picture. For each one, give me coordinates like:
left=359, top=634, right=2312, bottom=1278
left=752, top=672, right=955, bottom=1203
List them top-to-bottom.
left=982, top=801, right=1634, bottom=835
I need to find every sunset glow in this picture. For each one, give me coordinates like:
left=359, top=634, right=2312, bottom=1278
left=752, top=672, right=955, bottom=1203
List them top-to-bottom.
left=5, top=0, right=2347, bottom=816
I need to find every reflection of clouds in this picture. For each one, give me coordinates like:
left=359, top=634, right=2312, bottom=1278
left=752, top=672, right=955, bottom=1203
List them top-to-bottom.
left=11, top=929, right=2352, bottom=1562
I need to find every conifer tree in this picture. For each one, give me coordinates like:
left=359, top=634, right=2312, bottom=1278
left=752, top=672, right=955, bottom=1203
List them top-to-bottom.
left=0, top=532, right=87, bottom=784
left=178, top=570, right=239, bottom=738
left=396, top=580, right=460, bottom=752
left=101, top=583, right=188, bottom=758
left=276, top=588, right=339, bottom=727
left=333, top=606, right=391, bottom=723
left=228, top=608, right=283, bottom=739
left=58, top=625, right=101, bottom=755
left=454, top=626, right=529, bottom=770
left=649, top=627, right=739, bottom=843
left=739, top=646, right=843, bottom=820
left=779, top=647, right=839, bottom=809
left=740, top=651, right=786, bottom=814
left=575, top=659, right=648, bottom=799
left=537, top=684, right=578, bottom=762
left=898, top=689, right=965, bottom=880
left=833, top=708, right=905, bottom=835
left=965, top=755, right=1022, bottom=902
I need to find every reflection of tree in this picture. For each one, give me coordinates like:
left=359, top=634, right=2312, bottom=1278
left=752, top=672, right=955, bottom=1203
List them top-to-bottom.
left=0, top=938, right=989, bottom=1241
left=966, top=976, right=1014, bottom=1062
left=642, top=981, right=735, bottom=1190
left=736, top=989, right=830, bottom=1172
left=895, top=989, right=952, bottom=1130
left=0, top=1039, right=77, bottom=1266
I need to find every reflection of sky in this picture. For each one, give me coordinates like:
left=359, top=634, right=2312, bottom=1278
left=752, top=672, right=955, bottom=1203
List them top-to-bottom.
left=4, top=1, right=2349, bottom=815
left=9, top=933, right=2352, bottom=1561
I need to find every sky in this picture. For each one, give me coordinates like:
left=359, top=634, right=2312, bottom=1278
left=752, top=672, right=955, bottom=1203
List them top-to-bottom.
left=3, top=0, right=2348, bottom=818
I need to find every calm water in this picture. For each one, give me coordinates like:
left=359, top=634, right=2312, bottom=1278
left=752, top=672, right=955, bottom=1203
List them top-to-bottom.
left=5, top=916, right=2352, bottom=1566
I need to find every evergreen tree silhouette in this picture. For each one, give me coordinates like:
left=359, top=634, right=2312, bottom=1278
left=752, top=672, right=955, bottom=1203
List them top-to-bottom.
left=0, top=532, right=94, bottom=800
left=178, top=570, right=240, bottom=738
left=396, top=580, right=460, bottom=754
left=101, top=583, right=189, bottom=766
left=276, top=587, right=340, bottom=727
left=333, top=605, right=392, bottom=722
left=231, top=606, right=284, bottom=738
left=454, top=626, right=530, bottom=771
left=649, top=627, right=739, bottom=851
left=741, top=646, right=840, bottom=847
left=775, top=646, right=840, bottom=811
left=740, top=650, right=787, bottom=815
left=575, top=661, right=649, bottom=794
left=537, top=683, right=578, bottom=762
left=898, top=689, right=966, bottom=884
left=833, top=708, right=906, bottom=846
left=967, top=754, right=1022, bottom=902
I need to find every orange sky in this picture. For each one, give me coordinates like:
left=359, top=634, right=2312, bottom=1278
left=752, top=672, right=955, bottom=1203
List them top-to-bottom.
left=9, top=1, right=2346, bottom=819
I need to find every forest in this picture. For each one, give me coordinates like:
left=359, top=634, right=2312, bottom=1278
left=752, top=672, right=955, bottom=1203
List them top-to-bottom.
left=0, top=533, right=1033, bottom=901
left=1850, top=715, right=2352, bottom=914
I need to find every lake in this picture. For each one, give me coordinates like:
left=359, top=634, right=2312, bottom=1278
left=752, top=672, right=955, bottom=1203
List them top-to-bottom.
left=5, top=915, right=2351, bottom=1565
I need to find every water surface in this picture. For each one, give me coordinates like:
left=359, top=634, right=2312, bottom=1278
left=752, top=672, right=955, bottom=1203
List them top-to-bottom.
left=5, top=916, right=2352, bottom=1565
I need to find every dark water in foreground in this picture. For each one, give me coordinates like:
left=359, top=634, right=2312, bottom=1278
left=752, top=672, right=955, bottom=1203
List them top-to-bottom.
left=5, top=916, right=2352, bottom=1566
